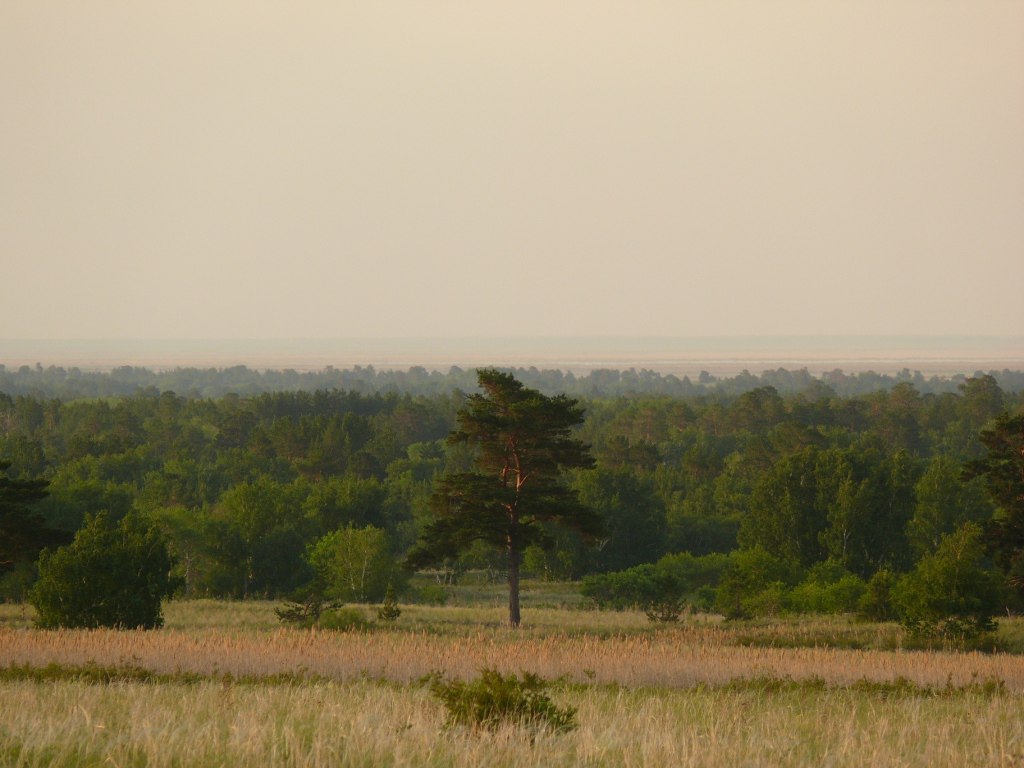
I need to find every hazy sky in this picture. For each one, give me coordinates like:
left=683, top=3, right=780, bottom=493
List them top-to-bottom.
left=2, top=1, right=1022, bottom=340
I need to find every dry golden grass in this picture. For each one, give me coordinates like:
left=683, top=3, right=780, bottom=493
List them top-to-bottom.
left=3, top=600, right=1024, bottom=766
left=3, top=617, right=1023, bottom=691
left=1, top=677, right=1021, bottom=767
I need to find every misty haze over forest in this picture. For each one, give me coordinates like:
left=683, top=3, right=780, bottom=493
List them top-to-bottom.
left=1, top=335, right=1022, bottom=401
left=0, top=336, right=1021, bottom=377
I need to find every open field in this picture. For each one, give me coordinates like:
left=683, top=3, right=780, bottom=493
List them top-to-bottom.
left=3, top=598, right=1024, bottom=766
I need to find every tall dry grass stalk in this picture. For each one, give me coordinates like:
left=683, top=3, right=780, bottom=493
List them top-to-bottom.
left=3, top=623, right=1024, bottom=690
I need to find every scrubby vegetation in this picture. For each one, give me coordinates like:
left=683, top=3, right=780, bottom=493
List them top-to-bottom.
left=425, top=668, right=577, bottom=733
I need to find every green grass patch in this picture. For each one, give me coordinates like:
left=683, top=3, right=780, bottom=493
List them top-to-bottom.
left=0, top=662, right=335, bottom=688
left=709, top=674, right=1007, bottom=698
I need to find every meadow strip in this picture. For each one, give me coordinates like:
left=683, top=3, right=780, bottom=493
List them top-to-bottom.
left=3, top=626, right=1024, bottom=691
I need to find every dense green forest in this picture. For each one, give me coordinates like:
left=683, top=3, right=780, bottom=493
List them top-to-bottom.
left=1, top=366, right=1022, bottom=626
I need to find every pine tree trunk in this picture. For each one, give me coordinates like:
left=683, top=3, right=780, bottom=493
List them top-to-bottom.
left=507, top=542, right=521, bottom=628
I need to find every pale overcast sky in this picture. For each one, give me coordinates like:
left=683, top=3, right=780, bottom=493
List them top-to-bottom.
left=2, top=1, right=1022, bottom=340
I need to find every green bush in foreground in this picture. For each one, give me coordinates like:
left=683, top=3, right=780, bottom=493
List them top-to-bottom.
left=30, top=512, right=177, bottom=629
left=426, top=669, right=577, bottom=733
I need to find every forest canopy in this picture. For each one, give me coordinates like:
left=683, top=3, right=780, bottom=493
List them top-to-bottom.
left=2, top=362, right=1023, bottom=401
left=1, top=366, right=1022, bottom=627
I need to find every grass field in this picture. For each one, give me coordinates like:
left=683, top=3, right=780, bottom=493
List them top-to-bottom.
left=2, top=588, right=1023, bottom=766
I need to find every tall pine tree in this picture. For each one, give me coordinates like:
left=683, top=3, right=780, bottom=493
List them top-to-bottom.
left=407, top=369, right=600, bottom=627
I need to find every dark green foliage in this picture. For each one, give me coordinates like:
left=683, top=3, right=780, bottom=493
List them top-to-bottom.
left=2, top=361, right=1022, bottom=401
left=2, top=365, right=1022, bottom=611
left=408, top=370, right=599, bottom=627
left=964, top=413, right=1024, bottom=596
left=740, top=443, right=915, bottom=575
left=740, top=449, right=829, bottom=567
left=908, top=455, right=992, bottom=557
left=0, top=461, right=67, bottom=572
left=571, top=467, right=666, bottom=571
left=213, top=477, right=312, bottom=598
left=665, top=511, right=740, bottom=557
left=30, top=512, right=178, bottom=629
left=893, top=523, right=1003, bottom=642
left=715, top=547, right=803, bottom=619
left=581, top=551, right=729, bottom=618
left=0, top=560, right=37, bottom=602
left=581, top=562, right=687, bottom=621
left=786, top=562, right=866, bottom=614
left=581, top=564, right=659, bottom=610
left=857, top=568, right=899, bottom=621
left=376, top=582, right=401, bottom=621
left=412, top=582, right=449, bottom=605
left=274, top=593, right=341, bottom=625
left=644, top=593, right=687, bottom=623
left=275, top=597, right=369, bottom=631
left=315, top=606, right=371, bottom=631
left=0, top=662, right=333, bottom=687
left=0, top=662, right=174, bottom=685
left=426, top=669, right=577, bottom=733
left=714, top=674, right=1006, bottom=698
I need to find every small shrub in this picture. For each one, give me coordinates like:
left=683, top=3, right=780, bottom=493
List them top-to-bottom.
left=714, top=547, right=802, bottom=619
left=582, top=552, right=729, bottom=614
left=0, top=561, right=36, bottom=603
left=580, top=565, right=658, bottom=610
left=788, top=569, right=866, bottom=615
left=857, top=569, right=899, bottom=621
left=740, top=582, right=788, bottom=617
left=376, top=583, right=401, bottom=622
left=414, top=583, right=449, bottom=605
left=694, top=585, right=717, bottom=612
left=275, top=594, right=341, bottom=626
left=276, top=596, right=369, bottom=631
left=645, top=596, right=686, bottom=623
left=316, top=607, right=371, bottom=632
left=426, top=668, right=577, bottom=733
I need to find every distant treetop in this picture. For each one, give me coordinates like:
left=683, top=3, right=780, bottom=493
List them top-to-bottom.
left=1, top=362, right=1022, bottom=401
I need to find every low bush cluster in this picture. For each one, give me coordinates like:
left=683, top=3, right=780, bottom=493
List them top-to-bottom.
left=585, top=524, right=1004, bottom=644
left=581, top=552, right=728, bottom=621
left=276, top=599, right=370, bottom=631
left=425, top=669, right=577, bottom=734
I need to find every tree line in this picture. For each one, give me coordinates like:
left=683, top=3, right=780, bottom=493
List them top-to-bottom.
left=3, top=361, right=1023, bottom=400
left=0, top=368, right=1021, bottom=632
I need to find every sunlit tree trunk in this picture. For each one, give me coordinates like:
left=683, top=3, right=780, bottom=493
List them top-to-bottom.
left=507, top=539, right=521, bottom=628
